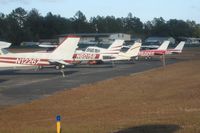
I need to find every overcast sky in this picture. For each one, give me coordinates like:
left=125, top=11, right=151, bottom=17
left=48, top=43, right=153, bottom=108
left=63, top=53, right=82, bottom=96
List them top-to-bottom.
left=0, top=0, right=200, bottom=23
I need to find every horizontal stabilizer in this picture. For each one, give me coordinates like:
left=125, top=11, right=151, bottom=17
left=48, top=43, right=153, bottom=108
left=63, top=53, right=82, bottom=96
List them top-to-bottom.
left=51, top=36, right=80, bottom=60
left=108, top=40, right=124, bottom=51
left=0, top=41, right=11, bottom=49
left=126, top=42, right=142, bottom=57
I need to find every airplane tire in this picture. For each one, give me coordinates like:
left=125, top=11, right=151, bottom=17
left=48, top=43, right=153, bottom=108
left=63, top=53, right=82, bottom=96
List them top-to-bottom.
left=55, top=65, right=60, bottom=70
left=61, top=65, right=65, bottom=69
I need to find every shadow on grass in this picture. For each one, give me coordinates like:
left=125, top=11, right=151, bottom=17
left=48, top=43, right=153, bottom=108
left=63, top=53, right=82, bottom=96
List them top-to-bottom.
left=114, top=124, right=180, bottom=133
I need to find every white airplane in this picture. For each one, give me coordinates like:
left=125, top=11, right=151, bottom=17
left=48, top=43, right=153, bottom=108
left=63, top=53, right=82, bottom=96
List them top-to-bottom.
left=0, top=36, right=80, bottom=70
left=72, top=40, right=124, bottom=64
left=138, top=41, right=170, bottom=59
left=166, top=41, right=185, bottom=54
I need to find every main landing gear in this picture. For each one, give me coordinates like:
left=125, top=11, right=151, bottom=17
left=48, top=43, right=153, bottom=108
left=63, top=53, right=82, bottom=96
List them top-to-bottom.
left=55, top=65, right=66, bottom=77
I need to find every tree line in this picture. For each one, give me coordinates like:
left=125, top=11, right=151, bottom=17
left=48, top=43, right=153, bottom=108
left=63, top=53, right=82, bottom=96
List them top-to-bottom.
left=0, top=7, right=200, bottom=46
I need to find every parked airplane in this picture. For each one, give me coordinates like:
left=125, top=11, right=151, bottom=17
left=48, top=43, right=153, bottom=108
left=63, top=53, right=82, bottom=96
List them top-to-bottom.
left=0, top=36, right=80, bottom=70
left=72, top=39, right=124, bottom=64
left=138, top=40, right=170, bottom=59
left=166, top=41, right=185, bottom=54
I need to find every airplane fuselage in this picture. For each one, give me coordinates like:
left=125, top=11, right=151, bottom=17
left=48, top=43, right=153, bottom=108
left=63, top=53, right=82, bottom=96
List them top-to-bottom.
left=138, top=50, right=166, bottom=57
left=0, top=52, right=72, bottom=68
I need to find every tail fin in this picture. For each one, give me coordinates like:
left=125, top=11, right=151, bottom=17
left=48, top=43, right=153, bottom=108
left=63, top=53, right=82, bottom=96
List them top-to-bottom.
left=51, top=36, right=80, bottom=59
left=107, top=39, right=124, bottom=52
left=0, top=41, right=11, bottom=55
left=157, top=41, right=170, bottom=50
left=174, top=41, right=185, bottom=52
left=125, top=42, right=142, bottom=57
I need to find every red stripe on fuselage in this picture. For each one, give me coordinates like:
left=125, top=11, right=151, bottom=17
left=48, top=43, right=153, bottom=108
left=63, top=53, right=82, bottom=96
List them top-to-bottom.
left=0, top=57, right=17, bottom=60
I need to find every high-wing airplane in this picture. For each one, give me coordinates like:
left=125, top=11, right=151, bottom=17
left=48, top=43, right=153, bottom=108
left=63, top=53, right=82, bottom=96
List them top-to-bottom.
left=0, top=36, right=80, bottom=70
left=138, top=40, right=170, bottom=59
left=166, top=41, right=185, bottom=54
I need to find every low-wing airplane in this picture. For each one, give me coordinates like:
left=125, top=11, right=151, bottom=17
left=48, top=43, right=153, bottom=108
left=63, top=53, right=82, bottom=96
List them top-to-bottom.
left=0, top=36, right=80, bottom=70
left=72, top=39, right=124, bottom=64
left=138, top=40, right=170, bottom=59
left=166, top=41, right=185, bottom=54
left=141, top=45, right=159, bottom=49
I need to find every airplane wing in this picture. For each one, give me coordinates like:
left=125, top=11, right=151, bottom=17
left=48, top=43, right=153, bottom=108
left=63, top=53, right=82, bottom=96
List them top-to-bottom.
left=39, top=44, right=58, bottom=48
left=141, top=45, right=159, bottom=49
left=49, top=59, right=73, bottom=65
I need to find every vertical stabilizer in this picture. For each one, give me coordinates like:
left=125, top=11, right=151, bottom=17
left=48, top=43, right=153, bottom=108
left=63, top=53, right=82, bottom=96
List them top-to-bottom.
left=51, top=36, right=80, bottom=60
left=107, top=39, right=124, bottom=52
left=157, top=41, right=170, bottom=50
left=174, top=41, right=185, bottom=52
left=125, top=42, right=142, bottom=57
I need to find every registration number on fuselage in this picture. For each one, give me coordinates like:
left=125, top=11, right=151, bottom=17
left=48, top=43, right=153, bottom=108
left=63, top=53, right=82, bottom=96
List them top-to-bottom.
left=140, top=51, right=154, bottom=56
left=75, top=53, right=97, bottom=60
left=16, top=58, right=40, bottom=65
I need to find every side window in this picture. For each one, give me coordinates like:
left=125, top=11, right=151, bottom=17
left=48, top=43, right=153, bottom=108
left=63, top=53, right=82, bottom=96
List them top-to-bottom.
left=86, top=48, right=91, bottom=52
left=91, top=48, right=94, bottom=53
left=95, top=49, right=100, bottom=53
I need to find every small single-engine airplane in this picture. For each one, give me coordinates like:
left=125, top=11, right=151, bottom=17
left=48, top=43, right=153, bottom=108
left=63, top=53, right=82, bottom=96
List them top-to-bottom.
left=0, top=36, right=80, bottom=73
left=73, top=39, right=124, bottom=64
left=74, top=40, right=124, bottom=59
left=138, top=40, right=170, bottom=59
left=166, top=41, right=185, bottom=54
